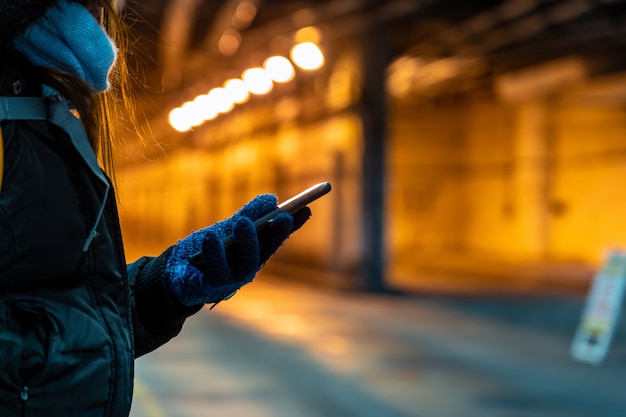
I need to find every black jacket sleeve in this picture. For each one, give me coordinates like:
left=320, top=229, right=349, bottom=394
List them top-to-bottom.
left=127, top=247, right=203, bottom=357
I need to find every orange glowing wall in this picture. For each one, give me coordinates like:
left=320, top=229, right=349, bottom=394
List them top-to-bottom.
left=117, top=38, right=626, bottom=291
left=387, top=69, right=626, bottom=290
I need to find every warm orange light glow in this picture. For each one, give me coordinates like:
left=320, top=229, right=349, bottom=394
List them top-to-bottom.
left=233, top=1, right=257, bottom=28
left=295, top=26, right=321, bottom=44
left=218, top=29, right=241, bottom=56
left=168, top=40, right=323, bottom=129
left=290, top=42, right=324, bottom=70
left=263, top=56, right=295, bottom=83
left=387, top=56, right=422, bottom=98
left=242, top=67, right=273, bottom=95
left=224, top=78, right=250, bottom=104
left=208, top=87, right=235, bottom=113
left=167, top=91, right=226, bottom=131
left=193, top=94, right=219, bottom=121
left=181, top=100, right=205, bottom=127
left=168, top=107, right=191, bottom=132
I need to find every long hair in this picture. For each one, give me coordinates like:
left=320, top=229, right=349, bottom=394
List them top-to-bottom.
left=38, top=0, right=135, bottom=181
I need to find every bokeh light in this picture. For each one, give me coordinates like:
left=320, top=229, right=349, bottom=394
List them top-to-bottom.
left=233, top=1, right=257, bottom=29
left=294, top=26, right=321, bottom=44
left=218, top=30, right=242, bottom=56
left=169, top=38, right=327, bottom=130
left=290, top=42, right=324, bottom=70
left=264, top=56, right=295, bottom=83
left=242, top=67, right=274, bottom=95
left=224, top=78, right=250, bottom=104
left=208, top=87, right=235, bottom=113
left=193, top=94, right=219, bottom=121
left=181, top=100, right=205, bottom=128
left=168, top=107, right=191, bottom=132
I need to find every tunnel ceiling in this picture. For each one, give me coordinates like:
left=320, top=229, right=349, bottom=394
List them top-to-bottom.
left=124, top=0, right=626, bottom=96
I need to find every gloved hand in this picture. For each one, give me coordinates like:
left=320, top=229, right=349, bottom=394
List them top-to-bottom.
left=165, top=194, right=311, bottom=306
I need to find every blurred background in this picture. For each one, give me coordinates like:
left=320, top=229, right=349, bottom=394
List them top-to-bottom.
left=117, top=0, right=626, bottom=294
left=114, top=1, right=626, bottom=416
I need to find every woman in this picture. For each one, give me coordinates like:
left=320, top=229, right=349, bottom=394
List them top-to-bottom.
left=0, top=1, right=310, bottom=416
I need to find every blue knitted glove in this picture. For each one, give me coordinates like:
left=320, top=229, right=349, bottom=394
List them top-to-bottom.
left=165, top=194, right=311, bottom=306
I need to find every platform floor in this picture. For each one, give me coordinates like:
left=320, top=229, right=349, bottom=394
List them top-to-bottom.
left=129, top=274, right=626, bottom=417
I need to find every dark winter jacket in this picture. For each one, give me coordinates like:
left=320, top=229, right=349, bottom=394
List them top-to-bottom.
left=0, top=47, right=201, bottom=417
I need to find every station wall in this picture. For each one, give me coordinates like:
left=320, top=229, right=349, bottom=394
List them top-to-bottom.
left=116, top=45, right=626, bottom=292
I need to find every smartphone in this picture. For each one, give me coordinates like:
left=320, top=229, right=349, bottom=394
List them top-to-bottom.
left=222, top=181, right=331, bottom=247
left=195, top=182, right=331, bottom=307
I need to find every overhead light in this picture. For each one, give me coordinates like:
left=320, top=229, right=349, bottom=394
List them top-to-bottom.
left=233, top=0, right=257, bottom=29
left=295, top=26, right=321, bottom=44
left=218, top=30, right=241, bottom=56
left=290, top=42, right=324, bottom=70
left=169, top=45, right=325, bottom=130
left=263, top=56, right=295, bottom=83
left=242, top=67, right=273, bottom=95
left=224, top=78, right=250, bottom=104
left=208, top=87, right=235, bottom=113
left=192, top=94, right=219, bottom=120
left=181, top=100, right=206, bottom=128
left=168, top=107, right=192, bottom=132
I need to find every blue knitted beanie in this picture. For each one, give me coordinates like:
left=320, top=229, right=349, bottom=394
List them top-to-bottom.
left=13, top=0, right=117, bottom=93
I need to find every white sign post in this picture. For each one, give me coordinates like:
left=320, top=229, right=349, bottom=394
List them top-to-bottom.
left=571, top=251, right=626, bottom=365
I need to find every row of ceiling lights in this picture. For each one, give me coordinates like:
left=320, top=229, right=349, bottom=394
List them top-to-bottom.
left=168, top=39, right=325, bottom=132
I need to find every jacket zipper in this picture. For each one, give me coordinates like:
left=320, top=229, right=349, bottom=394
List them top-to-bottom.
left=21, top=386, right=28, bottom=417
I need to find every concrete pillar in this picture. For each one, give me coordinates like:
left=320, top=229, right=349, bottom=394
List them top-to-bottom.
left=357, top=27, right=389, bottom=291
left=513, top=101, right=551, bottom=260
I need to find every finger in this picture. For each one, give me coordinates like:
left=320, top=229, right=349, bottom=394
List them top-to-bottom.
left=236, top=194, right=278, bottom=221
left=291, top=206, right=311, bottom=232
left=258, top=212, right=293, bottom=265
left=228, top=216, right=260, bottom=282
left=197, top=230, right=231, bottom=286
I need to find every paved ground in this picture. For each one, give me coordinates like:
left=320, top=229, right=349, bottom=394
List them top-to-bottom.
left=129, top=273, right=626, bottom=417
